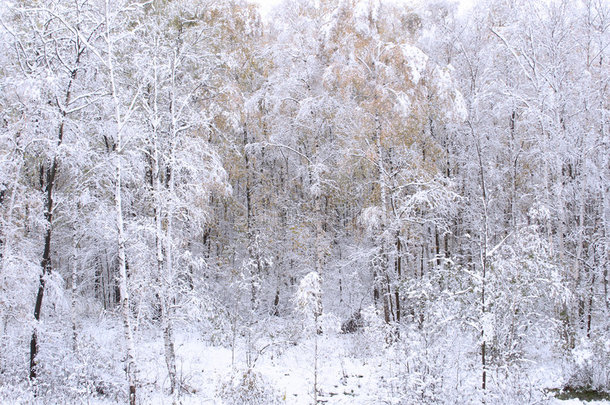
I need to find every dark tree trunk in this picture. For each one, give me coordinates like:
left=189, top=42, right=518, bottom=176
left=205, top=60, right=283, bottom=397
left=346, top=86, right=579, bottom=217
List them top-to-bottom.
left=29, top=43, right=81, bottom=379
left=30, top=159, right=57, bottom=380
left=394, top=235, right=401, bottom=323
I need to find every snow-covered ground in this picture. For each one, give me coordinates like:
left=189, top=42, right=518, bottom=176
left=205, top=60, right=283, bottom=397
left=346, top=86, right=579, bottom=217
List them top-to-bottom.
left=1, top=316, right=608, bottom=404
left=71, top=317, right=607, bottom=405
left=135, top=329, right=399, bottom=404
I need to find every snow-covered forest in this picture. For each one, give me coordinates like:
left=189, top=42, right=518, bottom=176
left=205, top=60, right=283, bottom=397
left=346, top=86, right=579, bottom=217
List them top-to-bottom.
left=0, top=0, right=609, bottom=403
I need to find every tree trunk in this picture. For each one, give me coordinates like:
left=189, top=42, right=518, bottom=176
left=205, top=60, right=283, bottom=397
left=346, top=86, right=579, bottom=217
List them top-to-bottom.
left=106, top=2, right=137, bottom=401
left=599, top=48, right=609, bottom=312
left=163, top=53, right=182, bottom=399
left=151, top=56, right=178, bottom=397
left=30, top=57, right=80, bottom=380
left=374, top=112, right=392, bottom=324
left=471, top=123, right=488, bottom=392
left=115, top=157, right=137, bottom=405
left=576, top=166, right=587, bottom=329
left=30, top=184, right=54, bottom=380
left=395, top=234, right=401, bottom=324
left=71, top=246, right=79, bottom=353
left=162, top=300, right=177, bottom=396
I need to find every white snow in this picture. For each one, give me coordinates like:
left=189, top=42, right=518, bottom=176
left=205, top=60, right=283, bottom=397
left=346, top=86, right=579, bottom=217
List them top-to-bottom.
left=400, top=44, right=428, bottom=85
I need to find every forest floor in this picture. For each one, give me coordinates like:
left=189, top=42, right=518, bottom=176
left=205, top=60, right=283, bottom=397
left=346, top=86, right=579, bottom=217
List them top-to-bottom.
left=2, top=316, right=608, bottom=404
left=110, top=318, right=610, bottom=404
left=136, top=326, right=399, bottom=404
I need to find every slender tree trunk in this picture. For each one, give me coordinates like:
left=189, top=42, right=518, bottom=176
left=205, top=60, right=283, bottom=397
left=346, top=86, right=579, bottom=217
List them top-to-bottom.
left=106, top=2, right=137, bottom=401
left=597, top=9, right=608, bottom=309
left=161, top=53, right=181, bottom=399
left=30, top=56, right=80, bottom=380
left=149, top=56, right=178, bottom=398
left=509, top=110, right=518, bottom=232
left=374, top=112, right=392, bottom=324
left=243, top=123, right=259, bottom=310
left=471, top=123, right=488, bottom=392
left=115, top=157, right=137, bottom=405
left=576, top=162, right=586, bottom=329
left=161, top=165, right=178, bottom=400
left=30, top=180, right=54, bottom=380
left=603, top=183, right=610, bottom=310
left=314, top=189, right=324, bottom=334
left=315, top=194, right=323, bottom=276
left=395, top=234, right=401, bottom=324
left=71, top=246, right=79, bottom=353
left=587, top=272, right=595, bottom=338
left=162, top=300, right=177, bottom=396
left=313, top=311, right=319, bottom=404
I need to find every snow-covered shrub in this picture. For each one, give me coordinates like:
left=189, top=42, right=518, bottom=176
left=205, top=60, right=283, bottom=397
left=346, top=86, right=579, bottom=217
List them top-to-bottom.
left=484, top=227, right=563, bottom=367
left=295, top=271, right=323, bottom=402
left=296, top=271, right=322, bottom=321
left=180, top=291, right=233, bottom=347
left=343, top=305, right=385, bottom=358
left=361, top=305, right=392, bottom=351
left=341, top=309, right=364, bottom=333
left=319, top=312, right=341, bottom=335
left=393, top=317, right=455, bottom=404
left=32, top=323, right=124, bottom=402
left=69, top=334, right=125, bottom=400
left=566, top=334, right=610, bottom=392
left=484, top=364, right=548, bottom=405
left=217, top=369, right=281, bottom=404
left=0, top=382, right=35, bottom=404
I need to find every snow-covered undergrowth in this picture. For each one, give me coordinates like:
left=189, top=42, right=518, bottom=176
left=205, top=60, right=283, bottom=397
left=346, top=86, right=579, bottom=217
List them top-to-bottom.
left=2, top=313, right=608, bottom=404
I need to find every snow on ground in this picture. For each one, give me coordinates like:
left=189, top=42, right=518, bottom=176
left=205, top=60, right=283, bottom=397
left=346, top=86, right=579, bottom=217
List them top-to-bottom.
left=12, top=317, right=605, bottom=404
left=121, top=326, right=609, bottom=404
left=135, top=330, right=393, bottom=404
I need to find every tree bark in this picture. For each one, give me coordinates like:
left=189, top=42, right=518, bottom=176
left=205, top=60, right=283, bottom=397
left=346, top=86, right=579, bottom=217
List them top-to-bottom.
left=106, top=2, right=137, bottom=401
left=30, top=54, right=81, bottom=380
left=374, top=112, right=392, bottom=324
left=471, top=122, right=488, bottom=392
left=115, top=156, right=137, bottom=405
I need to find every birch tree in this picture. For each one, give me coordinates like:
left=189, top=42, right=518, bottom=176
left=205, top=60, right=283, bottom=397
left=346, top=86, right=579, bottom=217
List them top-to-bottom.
left=137, top=0, right=233, bottom=396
